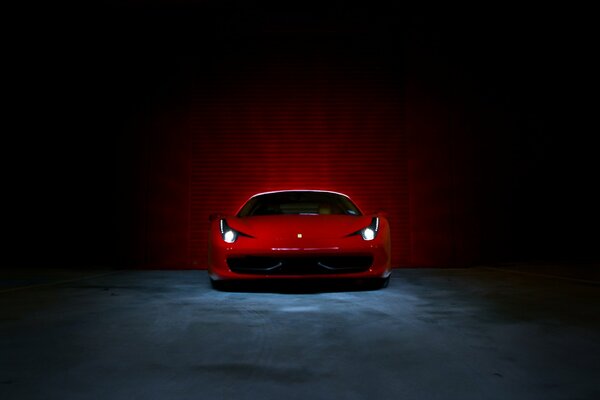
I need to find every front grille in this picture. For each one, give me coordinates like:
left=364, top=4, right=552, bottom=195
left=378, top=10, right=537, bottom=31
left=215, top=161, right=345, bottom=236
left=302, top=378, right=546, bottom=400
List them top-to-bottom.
left=227, top=255, right=373, bottom=275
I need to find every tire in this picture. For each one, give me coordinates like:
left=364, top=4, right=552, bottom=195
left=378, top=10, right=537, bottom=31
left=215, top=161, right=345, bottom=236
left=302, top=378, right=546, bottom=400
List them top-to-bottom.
left=380, top=275, right=390, bottom=289
left=365, top=276, right=390, bottom=290
left=210, top=279, right=231, bottom=291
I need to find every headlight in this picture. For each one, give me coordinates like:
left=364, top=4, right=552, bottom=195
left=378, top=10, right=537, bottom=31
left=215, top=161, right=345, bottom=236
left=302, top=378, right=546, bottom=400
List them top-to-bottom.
left=360, top=217, right=379, bottom=241
left=220, top=219, right=238, bottom=243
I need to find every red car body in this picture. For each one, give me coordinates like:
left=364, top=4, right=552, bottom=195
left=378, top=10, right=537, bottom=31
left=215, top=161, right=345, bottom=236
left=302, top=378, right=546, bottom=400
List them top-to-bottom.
left=208, top=190, right=391, bottom=288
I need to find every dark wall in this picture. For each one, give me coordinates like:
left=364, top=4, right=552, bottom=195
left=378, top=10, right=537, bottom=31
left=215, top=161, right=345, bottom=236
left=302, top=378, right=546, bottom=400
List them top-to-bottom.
left=5, top=3, right=598, bottom=268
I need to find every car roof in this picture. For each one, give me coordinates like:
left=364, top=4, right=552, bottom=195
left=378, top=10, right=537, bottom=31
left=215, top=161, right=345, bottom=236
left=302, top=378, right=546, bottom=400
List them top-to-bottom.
left=248, top=190, right=351, bottom=199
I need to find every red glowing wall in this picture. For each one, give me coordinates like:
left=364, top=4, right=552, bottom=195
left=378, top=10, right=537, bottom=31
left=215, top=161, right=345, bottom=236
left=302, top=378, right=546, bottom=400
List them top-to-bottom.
left=129, top=54, right=483, bottom=268
left=189, top=59, right=409, bottom=268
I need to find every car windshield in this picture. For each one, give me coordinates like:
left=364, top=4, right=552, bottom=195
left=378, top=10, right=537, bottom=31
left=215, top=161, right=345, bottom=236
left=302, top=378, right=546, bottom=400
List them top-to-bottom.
left=237, top=192, right=362, bottom=217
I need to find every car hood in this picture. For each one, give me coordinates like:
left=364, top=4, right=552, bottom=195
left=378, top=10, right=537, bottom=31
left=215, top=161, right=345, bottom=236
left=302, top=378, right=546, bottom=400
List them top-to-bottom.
left=227, top=215, right=372, bottom=241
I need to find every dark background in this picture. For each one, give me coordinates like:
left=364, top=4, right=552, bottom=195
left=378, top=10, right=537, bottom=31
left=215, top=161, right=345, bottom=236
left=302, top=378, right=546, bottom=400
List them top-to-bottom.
left=5, top=2, right=598, bottom=269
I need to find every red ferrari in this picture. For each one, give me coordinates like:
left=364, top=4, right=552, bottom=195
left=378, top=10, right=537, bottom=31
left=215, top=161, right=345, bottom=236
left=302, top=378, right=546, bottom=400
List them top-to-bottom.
left=208, top=190, right=391, bottom=289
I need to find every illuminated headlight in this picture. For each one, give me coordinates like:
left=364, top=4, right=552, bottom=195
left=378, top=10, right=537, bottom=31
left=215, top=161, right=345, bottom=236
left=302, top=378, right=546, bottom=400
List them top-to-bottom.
left=360, top=217, right=379, bottom=241
left=220, top=219, right=238, bottom=243
left=362, top=227, right=375, bottom=241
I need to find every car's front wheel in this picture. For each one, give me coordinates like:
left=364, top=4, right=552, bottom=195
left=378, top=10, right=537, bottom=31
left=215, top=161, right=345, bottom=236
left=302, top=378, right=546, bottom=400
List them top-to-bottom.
left=364, top=276, right=390, bottom=290
left=210, top=279, right=233, bottom=291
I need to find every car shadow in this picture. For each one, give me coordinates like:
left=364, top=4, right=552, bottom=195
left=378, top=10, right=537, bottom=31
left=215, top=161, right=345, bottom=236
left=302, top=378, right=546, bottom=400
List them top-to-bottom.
left=211, top=277, right=389, bottom=294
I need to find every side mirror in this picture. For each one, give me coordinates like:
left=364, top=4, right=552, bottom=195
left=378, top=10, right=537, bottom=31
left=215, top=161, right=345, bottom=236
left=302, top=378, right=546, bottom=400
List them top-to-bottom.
left=373, top=210, right=389, bottom=219
left=209, top=213, right=222, bottom=222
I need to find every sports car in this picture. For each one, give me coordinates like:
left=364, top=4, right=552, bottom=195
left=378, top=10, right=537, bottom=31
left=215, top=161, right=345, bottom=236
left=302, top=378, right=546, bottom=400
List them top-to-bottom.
left=208, top=190, right=391, bottom=289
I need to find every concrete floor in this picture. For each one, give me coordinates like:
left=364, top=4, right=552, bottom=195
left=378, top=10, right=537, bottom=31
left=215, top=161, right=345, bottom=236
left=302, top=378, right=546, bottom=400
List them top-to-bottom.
left=1, top=267, right=599, bottom=400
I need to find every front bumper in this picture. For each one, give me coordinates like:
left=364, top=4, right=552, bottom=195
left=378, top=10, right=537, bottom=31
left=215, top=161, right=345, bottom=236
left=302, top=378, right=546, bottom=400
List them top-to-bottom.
left=208, top=235, right=391, bottom=281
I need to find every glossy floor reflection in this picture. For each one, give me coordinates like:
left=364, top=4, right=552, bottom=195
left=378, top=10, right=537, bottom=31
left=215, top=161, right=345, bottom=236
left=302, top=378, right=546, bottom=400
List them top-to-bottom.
left=1, top=266, right=599, bottom=400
